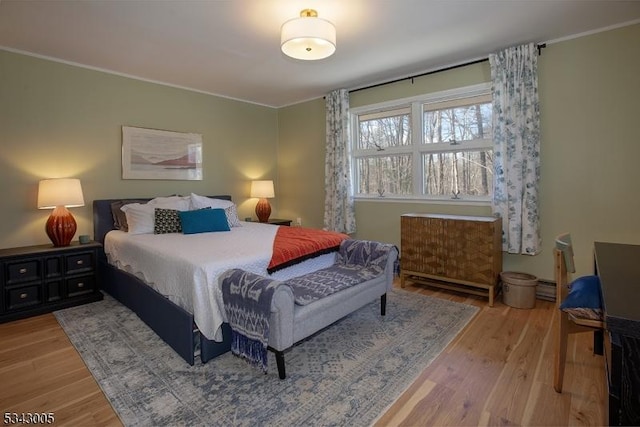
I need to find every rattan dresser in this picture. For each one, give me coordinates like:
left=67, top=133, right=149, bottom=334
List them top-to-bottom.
left=400, top=213, right=502, bottom=306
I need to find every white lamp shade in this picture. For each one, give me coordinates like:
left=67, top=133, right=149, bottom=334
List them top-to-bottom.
left=281, top=14, right=336, bottom=60
left=37, top=178, right=85, bottom=209
left=250, top=180, right=275, bottom=198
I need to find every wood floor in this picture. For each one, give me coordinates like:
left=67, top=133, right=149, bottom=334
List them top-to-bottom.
left=0, top=281, right=605, bottom=427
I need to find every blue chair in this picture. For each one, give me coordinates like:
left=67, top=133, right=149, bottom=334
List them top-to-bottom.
left=553, top=233, right=604, bottom=393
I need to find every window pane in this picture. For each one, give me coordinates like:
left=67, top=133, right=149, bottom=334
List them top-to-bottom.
left=423, top=103, right=492, bottom=144
left=358, top=111, right=411, bottom=150
left=422, top=150, right=493, bottom=197
left=356, top=155, right=413, bottom=196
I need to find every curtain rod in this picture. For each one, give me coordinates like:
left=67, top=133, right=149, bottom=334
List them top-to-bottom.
left=349, top=43, right=546, bottom=95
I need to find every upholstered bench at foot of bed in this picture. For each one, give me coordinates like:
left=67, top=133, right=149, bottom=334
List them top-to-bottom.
left=221, top=239, right=398, bottom=379
left=268, top=270, right=393, bottom=379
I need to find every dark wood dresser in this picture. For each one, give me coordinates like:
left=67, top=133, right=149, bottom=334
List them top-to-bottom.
left=0, top=242, right=103, bottom=323
left=594, top=242, right=640, bottom=426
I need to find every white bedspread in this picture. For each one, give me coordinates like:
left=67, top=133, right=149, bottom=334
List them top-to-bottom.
left=104, top=222, right=335, bottom=341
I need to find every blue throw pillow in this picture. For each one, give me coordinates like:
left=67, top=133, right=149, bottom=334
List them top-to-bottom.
left=179, top=208, right=230, bottom=234
left=560, top=275, right=602, bottom=309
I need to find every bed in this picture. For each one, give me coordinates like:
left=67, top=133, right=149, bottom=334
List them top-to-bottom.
left=93, top=195, right=342, bottom=365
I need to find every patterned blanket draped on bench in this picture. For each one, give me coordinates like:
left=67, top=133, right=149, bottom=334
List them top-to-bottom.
left=220, top=239, right=397, bottom=372
left=286, top=239, right=396, bottom=305
left=220, top=269, right=283, bottom=372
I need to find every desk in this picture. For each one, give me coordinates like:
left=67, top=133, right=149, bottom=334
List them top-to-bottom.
left=594, top=242, right=640, bottom=426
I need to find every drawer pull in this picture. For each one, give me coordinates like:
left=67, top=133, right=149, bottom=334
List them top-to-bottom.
left=76, top=260, right=84, bottom=265
left=19, top=268, right=27, bottom=274
left=77, top=282, right=84, bottom=288
left=20, top=293, right=28, bottom=299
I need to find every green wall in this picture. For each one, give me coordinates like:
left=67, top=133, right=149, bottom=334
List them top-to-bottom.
left=2, top=23, right=639, bottom=282
left=277, top=23, right=640, bottom=281
left=0, top=50, right=279, bottom=249
left=277, top=99, right=326, bottom=227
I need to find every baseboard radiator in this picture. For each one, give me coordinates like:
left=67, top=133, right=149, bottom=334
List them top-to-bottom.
left=396, top=256, right=557, bottom=303
left=536, top=279, right=556, bottom=302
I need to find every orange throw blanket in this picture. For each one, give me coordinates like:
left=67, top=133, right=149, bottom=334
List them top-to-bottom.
left=267, top=226, right=350, bottom=273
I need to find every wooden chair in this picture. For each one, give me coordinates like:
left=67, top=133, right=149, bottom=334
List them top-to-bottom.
left=553, top=233, right=604, bottom=393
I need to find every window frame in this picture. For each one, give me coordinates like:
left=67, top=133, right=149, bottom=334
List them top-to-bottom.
left=350, top=83, right=493, bottom=204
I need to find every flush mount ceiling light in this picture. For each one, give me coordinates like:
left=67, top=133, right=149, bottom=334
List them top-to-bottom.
left=281, top=8, right=336, bottom=60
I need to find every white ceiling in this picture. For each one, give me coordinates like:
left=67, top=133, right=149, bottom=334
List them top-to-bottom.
left=1, top=0, right=639, bottom=108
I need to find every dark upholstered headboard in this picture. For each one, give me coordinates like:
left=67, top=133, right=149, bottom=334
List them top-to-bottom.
left=92, top=195, right=232, bottom=244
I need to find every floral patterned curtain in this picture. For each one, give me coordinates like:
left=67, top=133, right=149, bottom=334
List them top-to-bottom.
left=490, top=43, right=541, bottom=254
left=323, top=89, right=356, bottom=234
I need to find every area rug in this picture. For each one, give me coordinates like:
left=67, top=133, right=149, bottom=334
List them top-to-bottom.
left=55, top=290, right=478, bottom=427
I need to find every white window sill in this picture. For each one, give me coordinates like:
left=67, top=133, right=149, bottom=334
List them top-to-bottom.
left=353, top=195, right=491, bottom=207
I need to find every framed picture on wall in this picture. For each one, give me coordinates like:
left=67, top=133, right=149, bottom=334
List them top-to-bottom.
left=122, top=126, right=203, bottom=180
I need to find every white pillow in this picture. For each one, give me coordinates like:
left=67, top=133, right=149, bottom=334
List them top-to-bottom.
left=190, top=193, right=241, bottom=227
left=148, top=196, right=191, bottom=211
left=121, top=197, right=191, bottom=234
left=120, top=203, right=156, bottom=234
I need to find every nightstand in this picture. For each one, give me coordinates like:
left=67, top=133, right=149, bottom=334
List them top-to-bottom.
left=267, top=218, right=292, bottom=226
left=0, top=241, right=103, bottom=323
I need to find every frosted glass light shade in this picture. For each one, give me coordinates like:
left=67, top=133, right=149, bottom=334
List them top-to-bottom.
left=281, top=9, right=336, bottom=60
left=37, top=178, right=85, bottom=208
left=250, top=180, right=275, bottom=198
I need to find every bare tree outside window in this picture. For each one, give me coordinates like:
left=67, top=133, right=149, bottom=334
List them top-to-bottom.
left=352, top=84, right=493, bottom=200
left=423, top=103, right=493, bottom=197
left=356, top=110, right=412, bottom=196
left=358, top=110, right=411, bottom=150
left=422, top=151, right=493, bottom=196
left=356, top=155, right=413, bottom=196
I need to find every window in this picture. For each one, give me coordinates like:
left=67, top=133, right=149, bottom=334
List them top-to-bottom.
left=351, top=84, right=493, bottom=201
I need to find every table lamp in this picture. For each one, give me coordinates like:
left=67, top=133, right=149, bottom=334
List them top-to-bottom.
left=37, top=178, right=85, bottom=247
left=250, top=180, right=275, bottom=222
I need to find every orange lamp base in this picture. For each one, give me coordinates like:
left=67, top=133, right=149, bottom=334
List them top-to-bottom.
left=255, top=198, right=272, bottom=223
left=45, top=206, right=77, bottom=247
